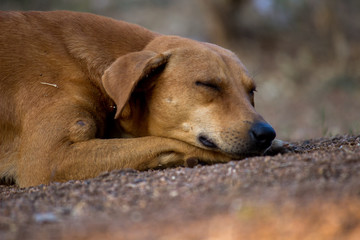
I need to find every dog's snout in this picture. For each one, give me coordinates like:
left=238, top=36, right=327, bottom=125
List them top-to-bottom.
left=249, top=122, right=276, bottom=149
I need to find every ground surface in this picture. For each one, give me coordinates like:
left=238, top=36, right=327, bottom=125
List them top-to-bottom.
left=1, top=135, right=360, bottom=240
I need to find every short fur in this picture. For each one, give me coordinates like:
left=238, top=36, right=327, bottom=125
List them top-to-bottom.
left=0, top=11, right=274, bottom=187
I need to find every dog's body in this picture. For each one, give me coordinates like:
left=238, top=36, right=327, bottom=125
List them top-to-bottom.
left=0, top=11, right=276, bottom=187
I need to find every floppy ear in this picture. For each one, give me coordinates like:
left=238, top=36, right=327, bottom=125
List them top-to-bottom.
left=102, top=51, right=171, bottom=119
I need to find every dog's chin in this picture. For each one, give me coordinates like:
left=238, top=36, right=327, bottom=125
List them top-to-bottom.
left=196, top=135, right=272, bottom=160
left=198, top=142, right=271, bottom=160
left=194, top=143, right=251, bottom=160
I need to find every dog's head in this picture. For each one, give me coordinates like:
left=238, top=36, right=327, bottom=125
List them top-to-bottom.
left=102, top=36, right=275, bottom=158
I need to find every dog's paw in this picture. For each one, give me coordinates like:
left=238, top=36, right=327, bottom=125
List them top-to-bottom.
left=186, top=148, right=232, bottom=165
left=153, top=152, right=186, bottom=169
left=152, top=154, right=200, bottom=169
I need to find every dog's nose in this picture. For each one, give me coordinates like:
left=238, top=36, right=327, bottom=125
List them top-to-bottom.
left=249, top=122, right=276, bottom=149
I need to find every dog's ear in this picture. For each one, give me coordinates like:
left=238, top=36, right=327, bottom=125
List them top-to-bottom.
left=102, top=51, right=171, bottom=119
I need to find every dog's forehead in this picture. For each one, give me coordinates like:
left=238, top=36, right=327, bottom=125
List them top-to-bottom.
left=150, top=36, right=254, bottom=87
left=174, top=44, right=254, bottom=88
left=204, top=44, right=255, bottom=89
left=219, top=52, right=254, bottom=88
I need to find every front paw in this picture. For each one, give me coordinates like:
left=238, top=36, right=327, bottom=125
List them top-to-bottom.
left=147, top=147, right=232, bottom=170
left=186, top=149, right=232, bottom=165
left=153, top=152, right=186, bottom=169
left=156, top=154, right=202, bottom=169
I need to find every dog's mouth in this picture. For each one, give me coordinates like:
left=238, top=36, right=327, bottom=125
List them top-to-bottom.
left=197, top=133, right=274, bottom=159
left=198, top=135, right=218, bottom=149
left=198, top=135, right=243, bottom=158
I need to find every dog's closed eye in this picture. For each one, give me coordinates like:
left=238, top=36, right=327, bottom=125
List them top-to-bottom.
left=195, top=80, right=221, bottom=92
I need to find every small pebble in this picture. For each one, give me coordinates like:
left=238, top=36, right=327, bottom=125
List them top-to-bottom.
left=169, top=190, right=178, bottom=197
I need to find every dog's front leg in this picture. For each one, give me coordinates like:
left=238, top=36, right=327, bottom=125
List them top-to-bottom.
left=18, top=128, right=231, bottom=187
left=17, top=135, right=218, bottom=187
left=61, top=136, right=212, bottom=179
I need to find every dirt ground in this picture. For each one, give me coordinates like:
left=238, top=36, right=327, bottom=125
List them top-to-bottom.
left=1, top=135, right=360, bottom=240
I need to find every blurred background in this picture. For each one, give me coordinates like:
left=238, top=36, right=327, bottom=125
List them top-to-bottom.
left=2, top=0, right=359, bottom=140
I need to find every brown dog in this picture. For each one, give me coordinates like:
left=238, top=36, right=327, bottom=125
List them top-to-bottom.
left=0, top=11, right=276, bottom=187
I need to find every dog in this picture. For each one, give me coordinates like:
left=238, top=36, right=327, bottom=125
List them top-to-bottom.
left=0, top=11, right=276, bottom=187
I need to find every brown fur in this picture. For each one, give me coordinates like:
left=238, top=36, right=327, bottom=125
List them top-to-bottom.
left=0, top=11, right=274, bottom=187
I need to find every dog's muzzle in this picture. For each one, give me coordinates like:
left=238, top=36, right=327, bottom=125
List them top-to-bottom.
left=197, top=121, right=276, bottom=158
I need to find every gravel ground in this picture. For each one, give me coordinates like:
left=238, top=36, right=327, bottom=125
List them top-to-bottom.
left=1, top=135, right=360, bottom=240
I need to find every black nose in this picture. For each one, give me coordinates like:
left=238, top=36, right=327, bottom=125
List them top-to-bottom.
left=249, top=122, right=276, bottom=149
